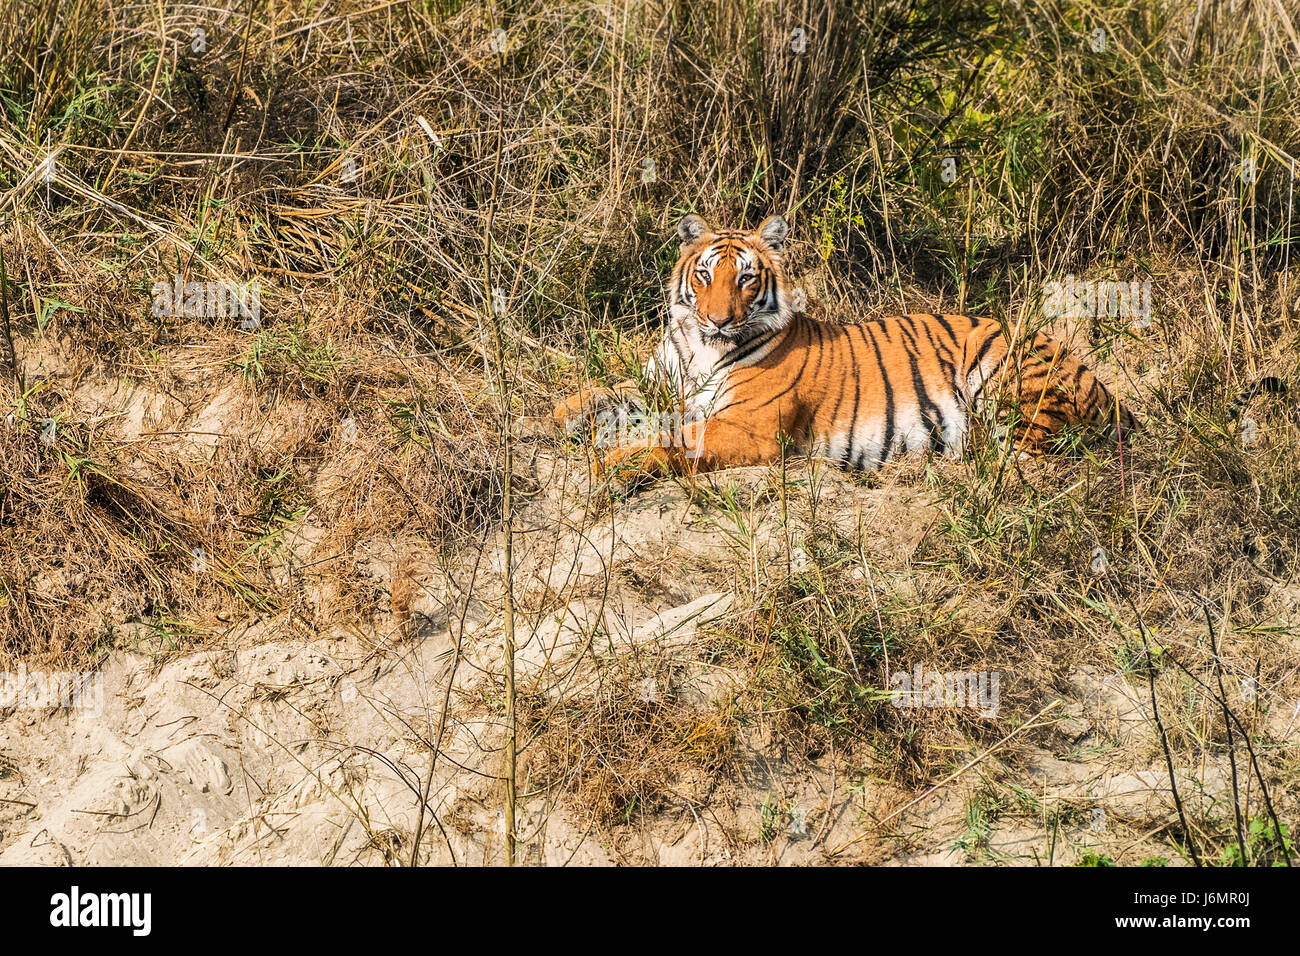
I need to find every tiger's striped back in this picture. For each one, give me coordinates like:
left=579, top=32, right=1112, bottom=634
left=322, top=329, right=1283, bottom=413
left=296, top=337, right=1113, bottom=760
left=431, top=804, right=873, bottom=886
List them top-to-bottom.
left=649, top=311, right=1131, bottom=472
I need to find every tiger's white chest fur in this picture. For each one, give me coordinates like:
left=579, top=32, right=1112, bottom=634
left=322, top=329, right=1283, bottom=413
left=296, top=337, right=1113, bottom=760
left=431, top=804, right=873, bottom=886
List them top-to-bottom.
left=645, top=307, right=790, bottom=418
left=644, top=316, right=733, bottom=416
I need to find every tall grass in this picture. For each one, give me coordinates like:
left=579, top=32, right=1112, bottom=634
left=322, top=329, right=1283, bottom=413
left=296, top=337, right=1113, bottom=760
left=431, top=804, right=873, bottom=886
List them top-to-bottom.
left=0, top=0, right=1297, bottom=864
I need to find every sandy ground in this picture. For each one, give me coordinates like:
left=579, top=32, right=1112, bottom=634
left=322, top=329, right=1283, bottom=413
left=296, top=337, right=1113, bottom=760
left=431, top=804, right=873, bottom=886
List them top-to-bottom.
left=2, top=360, right=1296, bottom=866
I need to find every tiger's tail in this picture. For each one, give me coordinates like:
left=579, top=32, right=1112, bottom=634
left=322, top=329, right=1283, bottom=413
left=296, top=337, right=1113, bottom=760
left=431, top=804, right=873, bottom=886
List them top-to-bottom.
left=1229, top=376, right=1287, bottom=420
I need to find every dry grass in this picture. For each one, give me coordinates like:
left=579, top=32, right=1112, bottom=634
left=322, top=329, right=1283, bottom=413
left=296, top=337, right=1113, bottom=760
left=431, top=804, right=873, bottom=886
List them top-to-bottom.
left=1, top=0, right=1298, bottom=864
left=524, top=675, right=739, bottom=831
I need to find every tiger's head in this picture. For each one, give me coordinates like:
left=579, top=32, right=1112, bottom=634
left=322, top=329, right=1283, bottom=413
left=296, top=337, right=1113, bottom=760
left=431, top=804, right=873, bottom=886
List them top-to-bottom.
left=669, top=214, right=791, bottom=346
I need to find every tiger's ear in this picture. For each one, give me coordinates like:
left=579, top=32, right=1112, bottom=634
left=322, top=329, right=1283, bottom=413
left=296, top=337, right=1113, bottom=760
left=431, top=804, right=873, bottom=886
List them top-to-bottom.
left=677, top=214, right=710, bottom=248
left=756, top=215, right=788, bottom=251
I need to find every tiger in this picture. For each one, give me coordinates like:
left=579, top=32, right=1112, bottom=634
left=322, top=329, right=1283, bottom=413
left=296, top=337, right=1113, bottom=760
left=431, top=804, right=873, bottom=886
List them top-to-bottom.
left=554, top=213, right=1137, bottom=480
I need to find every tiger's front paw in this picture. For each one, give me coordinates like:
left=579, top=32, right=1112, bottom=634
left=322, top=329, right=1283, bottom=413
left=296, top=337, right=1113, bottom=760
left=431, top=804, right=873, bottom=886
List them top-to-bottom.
left=553, top=386, right=625, bottom=432
left=553, top=394, right=588, bottom=432
left=595, top=444, right=675, bottom=487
